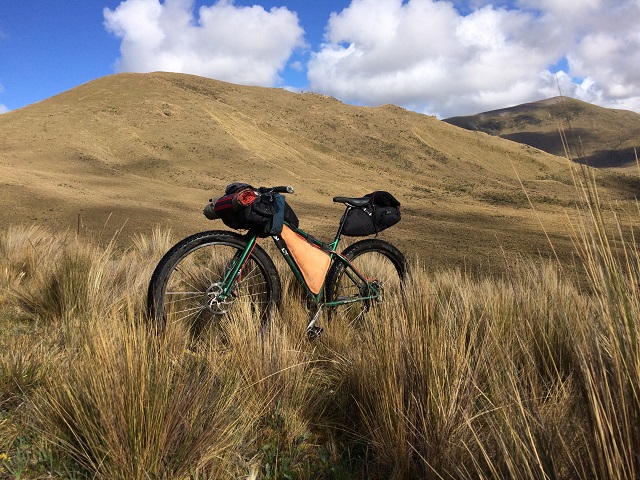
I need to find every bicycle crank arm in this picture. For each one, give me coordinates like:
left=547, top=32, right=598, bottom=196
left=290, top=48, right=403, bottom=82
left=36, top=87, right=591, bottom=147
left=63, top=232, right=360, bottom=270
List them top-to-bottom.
left=306, top=305, right=324, bottom=341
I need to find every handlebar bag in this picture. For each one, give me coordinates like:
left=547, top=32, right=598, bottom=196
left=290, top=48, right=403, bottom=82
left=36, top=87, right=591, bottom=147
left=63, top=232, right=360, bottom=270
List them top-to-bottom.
left=205, top=183, right=300, bottom=234
left=210, top=187, right=258, bottom=230
left=238, top=192, right=280, bottom=235
left=242, top=193, right=299, bottom=234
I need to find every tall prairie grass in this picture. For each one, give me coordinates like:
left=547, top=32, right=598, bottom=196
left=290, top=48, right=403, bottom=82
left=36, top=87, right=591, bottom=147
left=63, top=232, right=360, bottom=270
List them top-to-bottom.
left=1, top=172, right=639, bottom=478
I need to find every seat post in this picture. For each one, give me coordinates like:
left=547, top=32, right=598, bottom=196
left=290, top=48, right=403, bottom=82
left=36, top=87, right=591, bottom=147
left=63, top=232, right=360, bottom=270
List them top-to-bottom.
left=332, top=205, right=353, bottom=245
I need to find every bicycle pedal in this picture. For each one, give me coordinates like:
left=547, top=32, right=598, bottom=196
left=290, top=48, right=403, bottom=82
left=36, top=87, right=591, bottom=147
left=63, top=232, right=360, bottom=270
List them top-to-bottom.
left=306, top=326, right=323, bottom=341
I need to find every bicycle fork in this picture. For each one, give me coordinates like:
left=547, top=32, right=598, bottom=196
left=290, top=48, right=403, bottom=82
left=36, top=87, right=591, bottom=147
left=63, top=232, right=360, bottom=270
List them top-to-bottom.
left=210, top=241, right=257, bottom=309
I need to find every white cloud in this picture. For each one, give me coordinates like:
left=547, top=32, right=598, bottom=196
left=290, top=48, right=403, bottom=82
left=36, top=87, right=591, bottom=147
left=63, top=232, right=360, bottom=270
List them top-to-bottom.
left=103, top=0, right=640, bottom=117
left=104, top=0, right=304, bottom=86
left=308, top=0, right=640, bottom=117
left=519, top=0, right=604, bottom=16
left=290, top=61, right=303, bottom=72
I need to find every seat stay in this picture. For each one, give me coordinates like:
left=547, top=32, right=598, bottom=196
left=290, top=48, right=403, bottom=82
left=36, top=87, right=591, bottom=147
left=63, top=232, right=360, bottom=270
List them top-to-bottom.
left=323, top=258, right=381, bottom=308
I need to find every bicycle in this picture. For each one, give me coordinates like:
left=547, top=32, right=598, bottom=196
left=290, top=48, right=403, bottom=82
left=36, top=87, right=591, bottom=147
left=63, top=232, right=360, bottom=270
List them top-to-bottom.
left=147, top=185, right=407, bottom=340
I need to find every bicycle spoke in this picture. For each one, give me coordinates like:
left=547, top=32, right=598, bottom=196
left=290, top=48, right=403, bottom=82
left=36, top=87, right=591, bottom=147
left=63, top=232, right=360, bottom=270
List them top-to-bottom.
left=149, top=234, right=280, bottom=338
left=327, top=241, right=405, bottom=326
left=163, top=294, right=205, bottom=307
left=168, top=306, right=208, bottom=325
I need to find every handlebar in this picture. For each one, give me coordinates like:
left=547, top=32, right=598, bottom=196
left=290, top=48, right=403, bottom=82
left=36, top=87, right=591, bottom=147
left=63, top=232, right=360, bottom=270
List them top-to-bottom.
left=258, top=186, right=294, bottom=194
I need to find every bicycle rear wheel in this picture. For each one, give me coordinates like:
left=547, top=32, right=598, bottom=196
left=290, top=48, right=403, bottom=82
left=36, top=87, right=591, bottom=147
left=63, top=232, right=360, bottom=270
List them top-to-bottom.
left=147, top=230, right=281, bottom=336
left=325, top=239, right=406, bottom=324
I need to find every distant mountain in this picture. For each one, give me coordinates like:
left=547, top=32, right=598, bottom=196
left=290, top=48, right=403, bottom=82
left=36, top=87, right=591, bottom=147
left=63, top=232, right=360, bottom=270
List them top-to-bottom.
left=1, top=73, right=639, bottom=273
left=444, top=97, right=640, bottom=170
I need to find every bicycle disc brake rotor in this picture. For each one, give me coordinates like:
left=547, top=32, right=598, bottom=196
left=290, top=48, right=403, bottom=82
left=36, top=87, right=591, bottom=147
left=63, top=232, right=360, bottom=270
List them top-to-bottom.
left=358, top=280, right=382, bottom=312
left=372, top=280, right=384, bottom=303
left=358, top=281, right=383, bottom=312
left=205, top=282, right=237, bottom=314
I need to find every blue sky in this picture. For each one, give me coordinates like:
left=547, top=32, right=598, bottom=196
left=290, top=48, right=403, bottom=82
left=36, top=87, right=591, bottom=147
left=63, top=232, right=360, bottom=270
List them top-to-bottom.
left=1, top=0, right=640, bottom=118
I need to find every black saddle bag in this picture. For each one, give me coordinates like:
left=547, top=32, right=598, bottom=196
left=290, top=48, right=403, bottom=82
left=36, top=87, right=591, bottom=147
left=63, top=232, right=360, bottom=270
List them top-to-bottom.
left=341, top=191, right=401, bottom=237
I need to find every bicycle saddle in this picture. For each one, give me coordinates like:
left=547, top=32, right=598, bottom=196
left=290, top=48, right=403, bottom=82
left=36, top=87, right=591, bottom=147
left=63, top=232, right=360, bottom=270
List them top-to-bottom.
left=333, top=196, right=371, bottom=208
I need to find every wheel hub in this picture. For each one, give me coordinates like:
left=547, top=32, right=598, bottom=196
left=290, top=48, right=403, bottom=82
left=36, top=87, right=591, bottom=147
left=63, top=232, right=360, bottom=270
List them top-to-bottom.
left=372, top=280, right=384, bottom=303
left=205, top=282, right=236, bottom=314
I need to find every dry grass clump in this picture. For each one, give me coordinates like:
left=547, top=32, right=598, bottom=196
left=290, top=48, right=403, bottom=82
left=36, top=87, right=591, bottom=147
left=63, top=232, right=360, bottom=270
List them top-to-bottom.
left=1, top=175, right=639, bottom=479
left=0, top=226, right=345, bottom=478
left=328, top=261, right=585, bottom=479
left=36, top=317, right=254, bottom=479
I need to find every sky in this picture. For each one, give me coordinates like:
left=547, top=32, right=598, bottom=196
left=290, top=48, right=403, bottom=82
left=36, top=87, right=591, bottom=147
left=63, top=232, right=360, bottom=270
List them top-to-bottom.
left=1, top=0, right=640, bottom=119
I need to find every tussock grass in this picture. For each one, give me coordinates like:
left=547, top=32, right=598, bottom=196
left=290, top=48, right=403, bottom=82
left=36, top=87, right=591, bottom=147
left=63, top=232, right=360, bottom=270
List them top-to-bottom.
left=1, top=175, right=639, bottom=479
left=36, top=317, right=253, bottom=479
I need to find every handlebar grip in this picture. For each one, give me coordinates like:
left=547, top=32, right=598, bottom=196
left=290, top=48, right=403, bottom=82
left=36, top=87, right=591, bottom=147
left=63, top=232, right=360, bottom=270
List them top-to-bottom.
left=278, top=186, right=294, bottom=194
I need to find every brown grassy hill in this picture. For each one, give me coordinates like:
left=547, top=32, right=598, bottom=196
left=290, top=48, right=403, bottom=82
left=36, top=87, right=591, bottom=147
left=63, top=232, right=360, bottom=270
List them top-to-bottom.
left=1, top=72, right=639, bottom=273
left=444, top=97, right=640, bottom=170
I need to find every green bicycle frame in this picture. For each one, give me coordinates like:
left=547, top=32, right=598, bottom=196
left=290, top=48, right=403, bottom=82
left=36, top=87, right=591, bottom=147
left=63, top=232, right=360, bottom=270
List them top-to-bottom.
left=226, top=213, right=381, bottom=308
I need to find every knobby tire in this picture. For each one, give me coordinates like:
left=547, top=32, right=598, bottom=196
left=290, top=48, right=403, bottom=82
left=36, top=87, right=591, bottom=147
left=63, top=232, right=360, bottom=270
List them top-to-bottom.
left=147, top=230, right=281, bottom=337
left=325, top=239, right=406, bottom=323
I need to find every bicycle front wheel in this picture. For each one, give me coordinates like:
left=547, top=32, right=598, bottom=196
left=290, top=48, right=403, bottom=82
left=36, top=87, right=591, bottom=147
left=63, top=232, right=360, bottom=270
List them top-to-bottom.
left=147, top=230, right=281, bottom=336
left=325, top=239, right=406, bottom=324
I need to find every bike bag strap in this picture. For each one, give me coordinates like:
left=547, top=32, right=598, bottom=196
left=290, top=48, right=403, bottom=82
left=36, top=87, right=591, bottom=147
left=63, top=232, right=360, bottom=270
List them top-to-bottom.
left=285, top=225, right=332, bottom=253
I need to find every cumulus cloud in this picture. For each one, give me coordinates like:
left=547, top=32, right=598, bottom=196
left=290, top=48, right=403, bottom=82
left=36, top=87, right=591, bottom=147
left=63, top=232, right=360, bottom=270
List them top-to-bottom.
left=103, top=0, right=640, bottom=117
left=104, top=0, right=304, bottom=86
left=308, top=0, right=640, bottom=117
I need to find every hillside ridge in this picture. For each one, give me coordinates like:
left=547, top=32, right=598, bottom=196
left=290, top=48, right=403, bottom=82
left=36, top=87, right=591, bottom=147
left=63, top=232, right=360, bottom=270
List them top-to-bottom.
left=1, top=72, right=638, bottom=273
left=444, top=97, right=640, bottom=169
